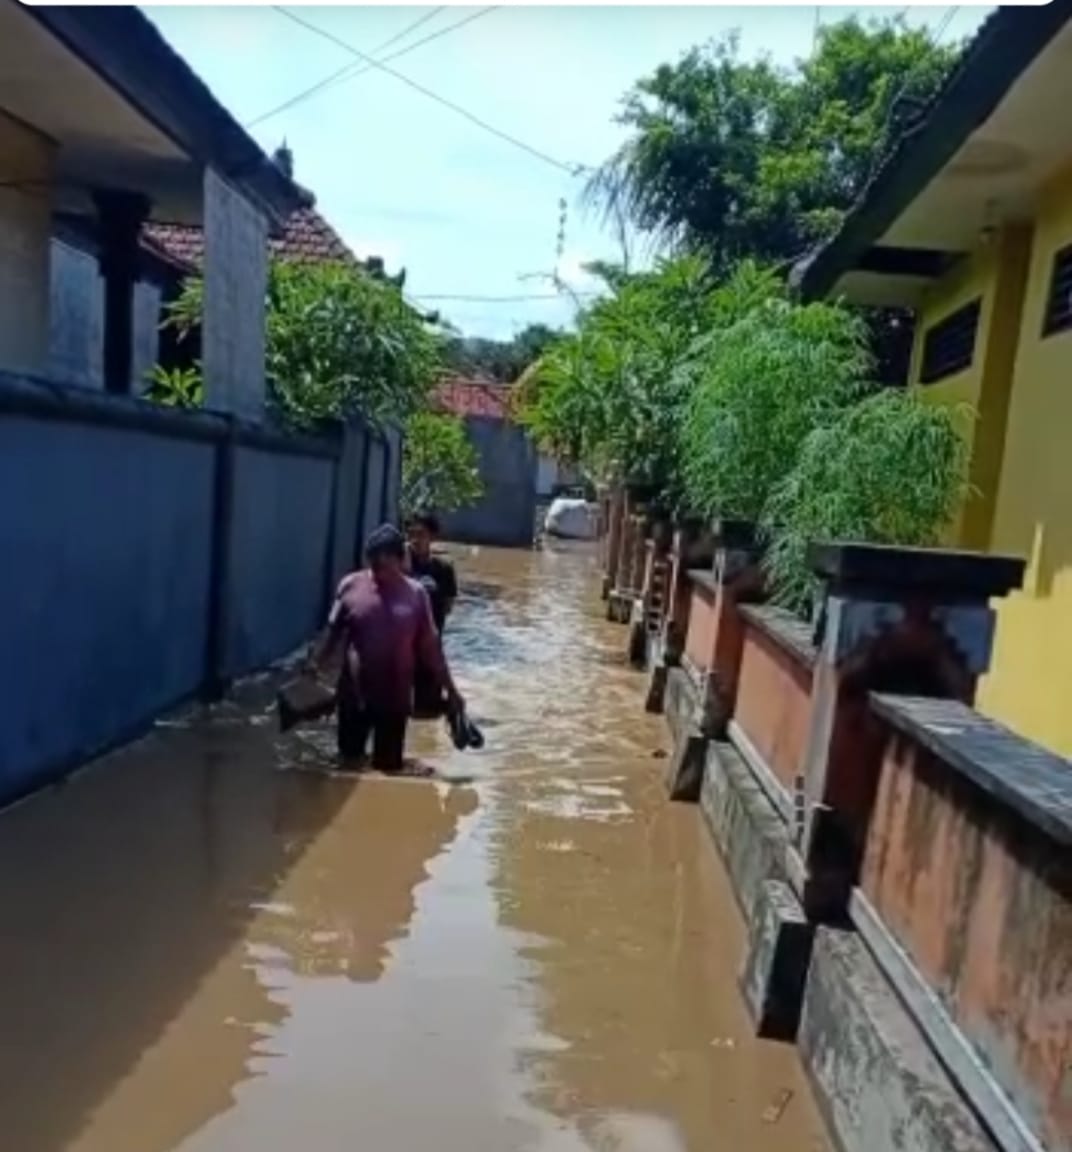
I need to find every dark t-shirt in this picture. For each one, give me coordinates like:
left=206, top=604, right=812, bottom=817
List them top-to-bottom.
left=409, top=554, right=458, bottom=633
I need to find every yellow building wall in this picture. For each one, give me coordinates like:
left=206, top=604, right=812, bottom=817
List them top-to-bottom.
left=976, top=176, right=1072, bottom=757
left=907, top=227, right=1032, bottom=551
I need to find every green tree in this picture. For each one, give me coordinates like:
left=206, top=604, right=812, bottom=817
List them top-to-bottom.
left=588, top=17, right=960, bottom=266
left=517, top=255, right=721, bottom=505
left=153, top=261, right=442, bottom=430
left=265, top=261, right=440, bottom=428
left=679, top=273, right=873, bottom=521
left=443, top=323, right=562, bottom=383
left=763, top=390, right=970, bottom=611
left=401, top=411, right=483, bottom=515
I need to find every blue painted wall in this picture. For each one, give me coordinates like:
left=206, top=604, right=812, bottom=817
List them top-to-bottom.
left=0, top=375, right=396, bottom=808
left=0, top=417, right=215, bottom=802
left=440, top=417, right=536, bottom=547
left=361, top=435, right=387, bottom=547
left=224, top=446, right=336, bottom=677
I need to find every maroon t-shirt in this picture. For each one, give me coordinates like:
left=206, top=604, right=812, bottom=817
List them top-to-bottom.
left=329, top=570, right=446, bottom=713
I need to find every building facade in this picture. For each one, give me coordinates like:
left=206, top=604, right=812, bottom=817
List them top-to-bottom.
left=795, top=2, right=1072, bottom=755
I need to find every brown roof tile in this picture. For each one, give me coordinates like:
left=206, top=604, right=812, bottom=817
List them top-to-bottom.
left=143, top=206, right=356, bottom=269
left=434, top=377, right=513, bottom=421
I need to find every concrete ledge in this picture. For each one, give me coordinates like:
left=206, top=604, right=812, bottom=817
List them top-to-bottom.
left=606, top=589, right=633, bottom=623
left=627, top=600, right=648, bottom=668
left=739, top=602, right=818, bottom=669
left=644, top=632, right=675, bottom=712
left=645, top=663, right=668, bottom=714
left=664, top=666, right=700, bottom=746
left=871, top=694, right=1072, bottom=848
left=727, top=718, right=796, bottom=828
left=665, top=725, right=707, bottom=802
left=700, top=740, right=791, bottom=923
left=740, top=878, right=814, bottom=1041
left=850, top=890, right=1045, bottom=1152
left=801, top=927, right=999, bottom=1152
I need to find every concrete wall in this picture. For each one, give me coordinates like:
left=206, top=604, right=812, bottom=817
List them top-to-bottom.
left=0, top=111, right=54, bottom=375
left=202, top=167, right=268, bottom=421
left=974, top=173, right=1072, bottom=756
left=904, top=185, right=1072, bottom=758
left=47, top=240, right=162, bottom=392
left=0, top=374, right=395, bottom=808
left=0, top=412, right=215, bottom=802
left=440, top=416, right=535, bottom=547
left=383, top=423, right=403, bottom=530
left=361, top=434, right=387, bottom=545
left=225, top=446, right=336, bottom=677
left=652, top=540, right=1042, bottom=1152
left=733, top=609, right=815, bottom=797
left=864, top=697, right=1072, bottom=1152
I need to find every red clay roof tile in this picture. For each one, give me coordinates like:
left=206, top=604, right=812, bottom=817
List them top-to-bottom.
left=143, top=206, right=356, bottom=269
left=434, top=377, right=513, bottom=421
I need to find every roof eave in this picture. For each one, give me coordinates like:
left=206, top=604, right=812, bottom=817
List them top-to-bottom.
left=797, top=3, right=1072, bottom=302
left=25, top=6, right=306, bottom=226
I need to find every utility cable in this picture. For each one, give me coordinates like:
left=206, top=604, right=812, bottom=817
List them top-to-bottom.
left=273, top=6, right=586, bottom=176
left=248, top=7, right=486, bottom=129
left=410, top=292, right=599, bottom=303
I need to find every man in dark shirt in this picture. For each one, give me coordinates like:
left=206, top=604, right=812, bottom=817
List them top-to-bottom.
left=405, top=512, right=458, bottom=634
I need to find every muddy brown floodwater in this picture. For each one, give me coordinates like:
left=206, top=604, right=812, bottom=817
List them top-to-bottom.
left=0, top=544, right=832, bottom=1152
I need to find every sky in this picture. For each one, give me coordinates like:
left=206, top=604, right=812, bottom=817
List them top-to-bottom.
left=148, top=4, right=991, bottom=340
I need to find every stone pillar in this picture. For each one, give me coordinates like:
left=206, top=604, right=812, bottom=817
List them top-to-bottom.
left=0, top=111, right=54, bottom=375
left=202, top=167, right=269, bottom=421
left=94, top=189, right=151, bottom=394
left=602, top=486, right=625, bottom=599
left=627, top=513, right=648, bottom=593
left=661, top=519, right=763, bottom=801
left=698, top=519, right=765, bottom=737
left=664, top=522, right=716, bottom=658
left=799, top=542, right=1025, bottom=898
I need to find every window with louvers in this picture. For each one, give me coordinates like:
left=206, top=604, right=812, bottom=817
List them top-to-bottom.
left=1042, top=244, right=1072, bottom=337
left=919, top=299, right=981, bottom=384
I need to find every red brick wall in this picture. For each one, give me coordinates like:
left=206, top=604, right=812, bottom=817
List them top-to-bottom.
left=683, top=580, right=719, bottom=673
left=734, top=628, right=813, bottom=794
left=861, top=733, right=1072, bottom=1152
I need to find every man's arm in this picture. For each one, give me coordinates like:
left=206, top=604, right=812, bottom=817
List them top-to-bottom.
left=440, top=560, right=458, bottom=621
left=305, top=575, right=353, bottom=678
left=415, top=587, right=462, bottom=706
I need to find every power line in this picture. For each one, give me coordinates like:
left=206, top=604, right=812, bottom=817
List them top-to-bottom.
left=273, top=6, right=587, bottom=176
left=247, top=7, right=446, bottom=127
left=248, top=7, right=478, bottom=129
left=411, top=292, right=600, bottom=303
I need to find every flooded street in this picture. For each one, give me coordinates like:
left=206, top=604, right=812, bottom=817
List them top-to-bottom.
left=0, top=546, right=831, bottom=1152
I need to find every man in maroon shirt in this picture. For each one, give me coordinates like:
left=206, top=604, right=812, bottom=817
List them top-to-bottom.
left=309, top=524, right=463, bottom=772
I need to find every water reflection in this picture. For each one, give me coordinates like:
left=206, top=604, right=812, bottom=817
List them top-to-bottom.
left=0, top=545, right=831, bottom=1152
left=0, top=686, right=476, bottom=1152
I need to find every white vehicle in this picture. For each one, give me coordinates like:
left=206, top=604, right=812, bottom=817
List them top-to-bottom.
left=544, top=496, right=597, bottom=540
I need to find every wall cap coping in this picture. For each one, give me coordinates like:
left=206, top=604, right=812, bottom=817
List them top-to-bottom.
left=0, top=370, right=342, bottom=459
left=809, top=542, right=1025, bottom=602
left=687, top=569, right=719, bottom=597
left=740, top=603, right=818, bottom=670
left=871, top=694, right=1072, bottom=848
